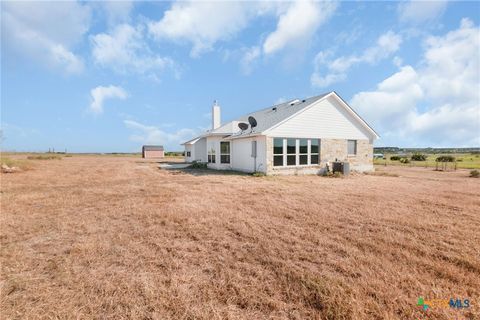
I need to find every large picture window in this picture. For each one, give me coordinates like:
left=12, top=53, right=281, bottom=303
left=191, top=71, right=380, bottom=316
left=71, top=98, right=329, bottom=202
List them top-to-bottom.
left=273, top=138, right=283, bottom=166
left=273, top=138, right=321, bottom=167
left=287, top=138, right=296, bottom=166
left=299, top=139, right=308, bottom=165
left=311, top=139, right=319, bottom=164
left=220, top=142, right=230, bottom=163
left=208, top=147, right=215, bottom=163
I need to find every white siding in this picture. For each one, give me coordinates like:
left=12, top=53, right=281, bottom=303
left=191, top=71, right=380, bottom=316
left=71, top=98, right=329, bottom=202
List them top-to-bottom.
left=267, top=96, right=372, bottom=141
left=206, top=136, right=231, bottom=170
left=231, top=136, right=267, bottom=173
left=257, top=136, right=267, bottom=173
left=193, top=138, right=207, bottom=162
left=184, top=144, right=194, bottom=162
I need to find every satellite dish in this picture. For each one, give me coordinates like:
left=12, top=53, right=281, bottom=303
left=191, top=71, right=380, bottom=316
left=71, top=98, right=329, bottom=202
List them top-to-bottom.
left=248, top=116, right=257, bottom=128
left=238, top=122, right=248, bottom=131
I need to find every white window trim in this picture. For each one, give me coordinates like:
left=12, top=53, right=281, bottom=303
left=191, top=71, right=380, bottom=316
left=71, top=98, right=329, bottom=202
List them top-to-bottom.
left=273, top=138, right=321, bottom=168
left=273, top=138, right=284, bottom=167
left=285, top=138, right=296, bottom=167
left=299, top=138, right=308, bottom=166
left=311, top=139, right=320, bottom=165
left=347, top=139, right=357, bottom=156
left=220, top=141, right=230, bottom=164
left=208, top=146, right=216, bottom=163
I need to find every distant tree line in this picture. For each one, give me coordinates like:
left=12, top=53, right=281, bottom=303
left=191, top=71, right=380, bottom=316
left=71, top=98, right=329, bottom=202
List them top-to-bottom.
left=374, top=147, right=480, bottom=154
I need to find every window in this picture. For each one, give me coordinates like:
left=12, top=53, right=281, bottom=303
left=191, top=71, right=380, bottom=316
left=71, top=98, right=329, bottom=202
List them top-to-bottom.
left=273, top=138, right=283, bottom=166
left=273, top=138, right=321, bottom=167
left=287, top=138, right=296, bottom=166
left=299, top=139, right=308, bottom=165
left=310, top=139, right=319, bottom=164
left=348, top=140, right=357, bottom=155
left=220, top=142, right=230, bottom=163
left=208, top=147, right=215, bottom=163
left=186, top=151, right=191, bottom=157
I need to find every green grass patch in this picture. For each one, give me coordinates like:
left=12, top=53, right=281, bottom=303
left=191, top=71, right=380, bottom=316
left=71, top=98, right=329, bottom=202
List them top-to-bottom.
left=165, top=152, right=184, bottom=157
left=375, top=153, right=480, bottom=169
left=252, top=171, right=266, bottom=177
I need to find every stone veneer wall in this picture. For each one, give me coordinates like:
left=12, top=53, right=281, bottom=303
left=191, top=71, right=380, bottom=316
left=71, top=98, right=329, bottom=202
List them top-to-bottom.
left=265, top=137, right=373, bottom=175
left=321, top=139, right=373, bottom=171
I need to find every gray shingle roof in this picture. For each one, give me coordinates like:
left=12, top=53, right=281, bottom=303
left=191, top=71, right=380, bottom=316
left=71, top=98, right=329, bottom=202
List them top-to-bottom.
left=142, top=145, right=164, bottom=151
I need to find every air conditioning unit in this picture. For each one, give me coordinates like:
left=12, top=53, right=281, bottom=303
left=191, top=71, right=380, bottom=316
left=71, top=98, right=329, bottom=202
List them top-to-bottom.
left=332, top=161, right=350, bottom=176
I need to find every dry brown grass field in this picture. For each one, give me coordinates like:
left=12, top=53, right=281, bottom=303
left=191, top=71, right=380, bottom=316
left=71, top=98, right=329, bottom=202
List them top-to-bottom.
left=1, top=155, right=479, bottom=319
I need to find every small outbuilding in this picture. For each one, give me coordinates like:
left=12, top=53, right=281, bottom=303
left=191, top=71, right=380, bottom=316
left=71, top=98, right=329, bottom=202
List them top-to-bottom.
left=142, top=145, right=164, bottom=158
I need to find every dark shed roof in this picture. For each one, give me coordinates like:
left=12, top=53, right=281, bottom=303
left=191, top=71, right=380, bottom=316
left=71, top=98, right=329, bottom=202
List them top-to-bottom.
left=142, top=145, right=164, bottom=151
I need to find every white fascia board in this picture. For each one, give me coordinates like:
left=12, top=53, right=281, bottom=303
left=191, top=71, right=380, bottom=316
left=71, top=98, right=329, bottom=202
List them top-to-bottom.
left=182, top=131, right=234, bottom=145
left=225, top=133, right=263, bottom=140
left=182, top=136, right=203, bottom=145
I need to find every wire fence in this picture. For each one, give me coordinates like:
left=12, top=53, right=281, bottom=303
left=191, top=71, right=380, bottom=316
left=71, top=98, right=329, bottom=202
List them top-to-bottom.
left=375, top=159, right=459, bottom=171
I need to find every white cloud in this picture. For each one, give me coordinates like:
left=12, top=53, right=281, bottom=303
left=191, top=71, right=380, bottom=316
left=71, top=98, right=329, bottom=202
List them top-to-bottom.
left=263, top=0, right=337, bottom=55
left=398, top=0, right=447, bottom=24
left=1, top=1, right=90, bottom=74
left=96, top=1, right=134, bottom=26
left=148, top=1, right=255, bottom=57
left=148, top=1, right=335, bottom=61
left=237, top=1, right=337, bottom=73
left=350, top=19, right=480, bottom=147
left=91, top=24, right=175, bottom=77
left=311, top=31, right=402, bottom=87
left=50, top=44, right=84, bottom=74
left=240, top=46, right=261, bottom=75
left=392, top=56, right=403, bottom=67
left=350, top=66, right=424, bottom=130
left=89, top=85, right=128, bottom=114
left=124, top=120, right=198, bottom=150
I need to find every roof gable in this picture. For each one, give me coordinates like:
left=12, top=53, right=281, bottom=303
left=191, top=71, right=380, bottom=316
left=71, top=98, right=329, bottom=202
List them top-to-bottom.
left=264, top=92, right=379, bottom=139
left=229, top=93, right=330, bottom=138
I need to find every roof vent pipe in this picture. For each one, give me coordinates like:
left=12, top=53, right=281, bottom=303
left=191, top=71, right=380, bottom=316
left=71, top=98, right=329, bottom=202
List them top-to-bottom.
left=289, top=99, right=300, bottom=106
left=212, top=100, right=221, bottom=130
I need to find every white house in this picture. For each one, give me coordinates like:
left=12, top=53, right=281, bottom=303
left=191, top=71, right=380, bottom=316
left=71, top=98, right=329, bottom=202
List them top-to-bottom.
left=182, top=92, right=379, bottom=175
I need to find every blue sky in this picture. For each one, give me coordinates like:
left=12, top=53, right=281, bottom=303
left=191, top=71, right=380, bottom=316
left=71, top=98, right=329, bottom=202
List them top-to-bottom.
left=1, top=0, right=479, bottom=152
